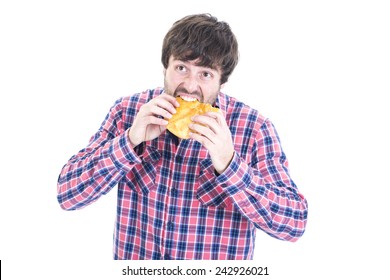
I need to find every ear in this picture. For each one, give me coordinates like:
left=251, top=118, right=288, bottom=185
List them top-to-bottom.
left=163, top=68, right=166, bottom=75
left=220, top=83, right=226, bottom=89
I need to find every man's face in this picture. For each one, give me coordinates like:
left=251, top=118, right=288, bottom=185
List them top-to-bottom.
left=164, top=56, right=224, bottom=104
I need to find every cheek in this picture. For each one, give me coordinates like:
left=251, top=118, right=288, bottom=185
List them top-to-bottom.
left=165, top=71, right=182, bottom=86
left=210, top=81, right=221, bottom=93
left=203, top=83, right=221, bottom=103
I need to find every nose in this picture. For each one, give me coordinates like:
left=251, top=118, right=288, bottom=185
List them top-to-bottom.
left=183, top=72, right=200, bottom=94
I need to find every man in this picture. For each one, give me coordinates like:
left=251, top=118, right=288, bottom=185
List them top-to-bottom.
left=57, top=13, right=308, bottom=260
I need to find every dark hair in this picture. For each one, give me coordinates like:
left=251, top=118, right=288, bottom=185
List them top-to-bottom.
left=161, top=14, right=239, bottom=84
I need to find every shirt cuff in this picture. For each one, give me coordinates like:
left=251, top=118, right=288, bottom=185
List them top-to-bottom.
left=109, top=132, right=141, bottom=172
left=216, top=152, right=253, bottom=195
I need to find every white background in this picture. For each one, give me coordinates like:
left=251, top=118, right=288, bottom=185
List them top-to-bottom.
left=1, top=0, right=389, bottom=279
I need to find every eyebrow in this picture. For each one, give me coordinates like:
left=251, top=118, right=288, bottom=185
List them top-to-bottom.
left=174, top=59, right=219, bottom=73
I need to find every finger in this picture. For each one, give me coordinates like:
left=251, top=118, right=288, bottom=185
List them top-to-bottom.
left=160, top=93, right=180, bottom=108
left=153, top=97, right=178, bottom=115
left=149, top=105, right=173, bottom=119
left=203, top=111, right=226, bottom=127
left=203, top=111, right=220, bottom=118
left=144, top=115, right=169, bottom=126
left=191, top=115, right=220, bottom=134
left=189, top=123, right=216, bottom=143
left=189, top=131, right=213, bottom=148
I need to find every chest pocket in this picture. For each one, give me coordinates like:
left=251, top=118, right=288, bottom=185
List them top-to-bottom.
left=124, top=146, right=161, bottom=194
left=196, top=158, right=234, bottom=209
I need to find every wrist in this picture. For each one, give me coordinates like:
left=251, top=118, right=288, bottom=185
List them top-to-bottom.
left=127, top=128, right=140, bottom=148
left=214, top=151, right=234, bottom=175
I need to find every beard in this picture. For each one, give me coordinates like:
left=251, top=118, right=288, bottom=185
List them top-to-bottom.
left=164, top=78, right=220, bottom=105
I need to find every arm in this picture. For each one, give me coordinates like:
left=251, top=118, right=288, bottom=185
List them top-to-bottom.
left=57, top=92, right=179, bottom=210
left=57, top=98, right=141, bottom=210
left=195, top=117, right=308, bottom=241
left=220, top=119, right=307, bottom=241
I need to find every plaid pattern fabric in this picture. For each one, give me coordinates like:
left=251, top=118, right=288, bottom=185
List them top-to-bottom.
left=57, top=88, right=308, bottom=260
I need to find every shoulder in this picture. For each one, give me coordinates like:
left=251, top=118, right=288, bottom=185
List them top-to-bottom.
left=108, top=87, right=163, bottom=117
left=119, top=87, right=164, bottom=109
left=104, top=88, right=163, bottom=130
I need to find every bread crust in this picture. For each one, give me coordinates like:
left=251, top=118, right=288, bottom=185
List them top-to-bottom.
left=166, top=97, right=220, bottom=139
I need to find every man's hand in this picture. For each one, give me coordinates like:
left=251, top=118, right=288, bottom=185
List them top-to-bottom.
left=128, top=94, right=179, bottom=147
left=189, top=111, right=234, bottom=174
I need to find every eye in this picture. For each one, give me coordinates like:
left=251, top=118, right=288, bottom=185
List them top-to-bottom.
left=176, top=65, right=187, bottom=72
left=201, top=71, right=213, bottom=80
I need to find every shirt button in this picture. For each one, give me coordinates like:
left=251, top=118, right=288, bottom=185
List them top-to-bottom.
left=164, top=253, right=171, bottom=260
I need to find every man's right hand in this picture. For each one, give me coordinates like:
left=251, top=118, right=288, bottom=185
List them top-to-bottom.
left=128, top=94, right=179, bottom=147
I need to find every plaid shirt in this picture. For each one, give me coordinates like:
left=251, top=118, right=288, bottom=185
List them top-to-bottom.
left=57, top=88, right=308, bottom=260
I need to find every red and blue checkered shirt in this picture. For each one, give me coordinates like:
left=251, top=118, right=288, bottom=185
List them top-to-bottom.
left=57, top=88, right=308, bottom=260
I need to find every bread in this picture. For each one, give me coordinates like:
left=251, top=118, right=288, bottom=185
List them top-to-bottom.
left=166, top=96, right=220, bottom=139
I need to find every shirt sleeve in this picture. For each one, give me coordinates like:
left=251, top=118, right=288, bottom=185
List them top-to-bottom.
left=57, top=98, right=141, bottom=210
left=202, top=118, right=308, bottom=242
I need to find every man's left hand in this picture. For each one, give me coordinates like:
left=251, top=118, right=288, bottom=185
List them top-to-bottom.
left=189, top=111, right=234, bottom=174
